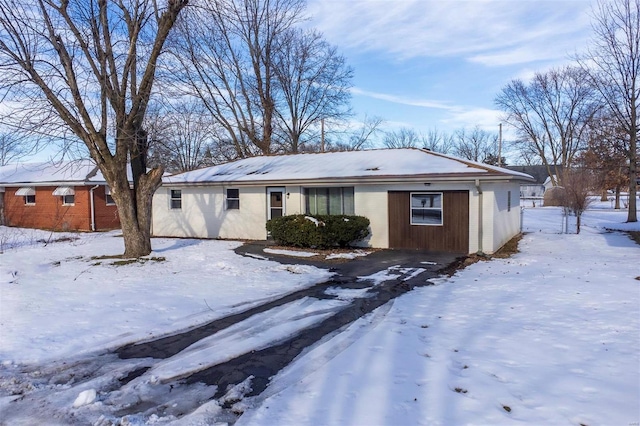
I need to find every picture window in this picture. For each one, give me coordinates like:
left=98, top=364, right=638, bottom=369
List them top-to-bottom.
left=304, top=187, right=354, bottom=215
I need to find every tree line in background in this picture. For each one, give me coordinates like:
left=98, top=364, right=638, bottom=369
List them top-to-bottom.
left=0, top=0, right=637, bottom=256
left=496, top=0, right=638, bottom=222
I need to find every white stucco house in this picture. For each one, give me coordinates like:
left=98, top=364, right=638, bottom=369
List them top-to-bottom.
left=151, top=148, right=534, bottom=254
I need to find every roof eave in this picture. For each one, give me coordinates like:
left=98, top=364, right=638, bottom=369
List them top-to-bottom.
left=161, top=172, right=536, bottom=187
left=0, top=181, right=107, bottom=187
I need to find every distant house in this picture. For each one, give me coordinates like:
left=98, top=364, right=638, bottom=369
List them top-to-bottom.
left=152, top=148, right=534, bottom=254
left=0, top=160, right=121, bottom=231
left=507, top=165, right=563, bottom=205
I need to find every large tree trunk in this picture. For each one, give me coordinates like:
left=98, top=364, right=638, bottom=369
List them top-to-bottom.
left=98, top=151, right=163, bottom=258
left=110, top=172, right=163, bottom=258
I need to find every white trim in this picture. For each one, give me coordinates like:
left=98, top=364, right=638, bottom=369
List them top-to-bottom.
left=267, top=187, right=286, bottom=220
left=409, top=192, right=443, bottom=226
left=62, top=194, right=75, bottom=206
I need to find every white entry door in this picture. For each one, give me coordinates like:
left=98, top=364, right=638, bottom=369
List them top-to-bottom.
left=267, top=187, right=285, bottom=220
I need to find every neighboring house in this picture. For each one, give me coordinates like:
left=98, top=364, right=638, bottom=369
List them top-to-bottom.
left=152, top=148, right=534, bottom=254
left=0, top=160, right=121, bottom=231
left=507, top=165, right=563, bottom=205
left=543, top=175, right=558, bottom=191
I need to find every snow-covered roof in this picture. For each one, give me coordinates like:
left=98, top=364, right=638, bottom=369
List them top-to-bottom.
left=164, top=148, right=534, bottom=185
left=0, top=160, right=106, bottom=186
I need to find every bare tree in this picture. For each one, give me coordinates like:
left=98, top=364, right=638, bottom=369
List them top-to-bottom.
left=0, top=0, right=188, bottom=257
left=170, top=0, right=305, bottom=158
left=578, top=0, right=639, bottom=222
left=273, top=28, right=352, bottom=153
left=495, top=66, right=600, bottom=186
left=146, top=100, right=217, bottom=173
left=581, top=114, right=629, bottom=207
left=325, top=115, right=385, bottom=152
left=452, top=126, right=498, bottom=163
left=383, top=127, right=422, bottom=148
left=423, top=128, right=454, bottom=154
left=0, top=129, right=34, bottom=165
left=562, top=168, right=596, bottom=234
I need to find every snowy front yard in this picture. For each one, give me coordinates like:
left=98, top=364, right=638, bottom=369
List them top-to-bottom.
left=0, top=205, right=639, bottom=425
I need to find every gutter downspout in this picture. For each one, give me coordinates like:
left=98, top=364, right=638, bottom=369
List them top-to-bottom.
left=475, top=179, right=484, bottom=255
left=89, top=185, right=99, bottom=231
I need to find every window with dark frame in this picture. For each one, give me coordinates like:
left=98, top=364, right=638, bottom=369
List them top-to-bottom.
left=304, top=187, right=354, bottom=215
left=226, top=188, right=240, bottom=209
left=170, top=189, right=182, bottom=209
left=410, top=192, right=443, bottom=225
left=62, top=194, right=75, bottom=205
left=24, top=195, right=36, bottom=205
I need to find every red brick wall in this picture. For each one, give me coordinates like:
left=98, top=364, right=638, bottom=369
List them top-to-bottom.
left=3, top=185, right=121, bottom=231
left=93, top=185, right=121, bottom=230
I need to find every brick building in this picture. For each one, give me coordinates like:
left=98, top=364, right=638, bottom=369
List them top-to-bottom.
left=0, top=160, right=122, bottom=231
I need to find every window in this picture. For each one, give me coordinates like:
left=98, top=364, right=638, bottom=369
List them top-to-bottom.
left=52, top=186, right=75, bottom=205
left=105, top=186, right=115, bottom=205
left=16, top=187, right=36, bottom=204
left=305, top=187, right=354, bottom=215
left=226, top=188, right=240, bottom=209
left=170, top=189, right=182, bottom=209
left=507, top=190, right=512, bottom=212
left=410, top=192, right=443, bottom=225
left=62, top=194, right=75, bottom=206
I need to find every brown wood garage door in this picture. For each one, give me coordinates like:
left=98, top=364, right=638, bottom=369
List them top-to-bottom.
left=388, top=190, right=469, bottom=253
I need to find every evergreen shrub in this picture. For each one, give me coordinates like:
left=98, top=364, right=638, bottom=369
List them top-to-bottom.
left=266, top=214, right=370, bottom=248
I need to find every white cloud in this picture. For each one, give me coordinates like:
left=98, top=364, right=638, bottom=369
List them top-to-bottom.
left=308, top=0, right=593, bottom=66
left=351, top=87, right=455, bottom=110
left=440, top=106, right=504, bottom=130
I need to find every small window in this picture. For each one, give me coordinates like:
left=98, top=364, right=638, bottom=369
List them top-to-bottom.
left=16, top=187, right=36, bottom=204
left=105, top=187, right=115, bottom=205
left=226, top=188, right=240, bottom=209
left=170, top=189, right=182, bottom=209
left=507, top=191, right=512, bottom=212
left=410, top=193, right=443, bottom=225
left=62, top=194, right=75, bottom=206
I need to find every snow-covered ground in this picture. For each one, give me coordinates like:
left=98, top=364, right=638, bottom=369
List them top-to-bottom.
left=1, top=203, right=639, bottom=425
left=0, top=231, right=332, bottom=364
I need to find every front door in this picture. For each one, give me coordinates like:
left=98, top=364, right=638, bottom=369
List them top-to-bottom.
left=267, top=187, right=285, bottom=220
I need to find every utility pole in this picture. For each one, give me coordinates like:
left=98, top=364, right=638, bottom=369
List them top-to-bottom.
left=498, top=123, right=503, bottom=167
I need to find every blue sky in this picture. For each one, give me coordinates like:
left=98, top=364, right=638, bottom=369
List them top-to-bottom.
left=307, top=0, right=594, bottom=144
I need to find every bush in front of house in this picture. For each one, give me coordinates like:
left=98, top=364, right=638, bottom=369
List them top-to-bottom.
left=266, top=214, right=370, bottom=248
